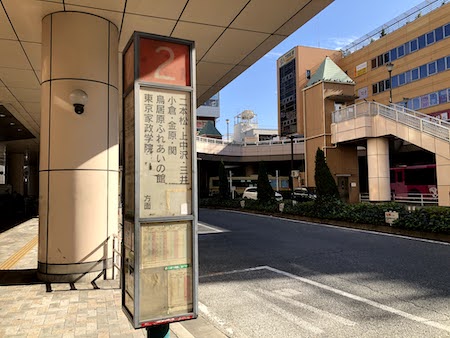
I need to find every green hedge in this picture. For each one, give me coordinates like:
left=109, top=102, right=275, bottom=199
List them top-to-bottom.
left=199, top=197, right=450, bottom=234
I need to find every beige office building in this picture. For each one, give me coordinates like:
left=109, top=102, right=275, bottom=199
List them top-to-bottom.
left=278, top=1, right=450, bottom=204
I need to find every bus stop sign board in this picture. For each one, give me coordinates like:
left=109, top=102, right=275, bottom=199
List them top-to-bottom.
left=122, top=32, right=198, bottom=329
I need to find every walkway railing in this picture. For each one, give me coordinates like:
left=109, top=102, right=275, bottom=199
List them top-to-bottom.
left=332, top=101, right=450, bottom=142
left=196, top=135, right=304, bottom=147
left=359, top=192, right=438, bottom=206
left=112, top=233, right=121, bottom=282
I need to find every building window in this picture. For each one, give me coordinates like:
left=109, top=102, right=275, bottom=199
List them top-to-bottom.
left=444, top=24, right=450, bottom=38
left=435, top=26, right=444, bottom=41
left=426, top=31, right=435, bottom=45
left=418, top=34, right=426, bottom=49
left=410, top=39, right=418, bottom=52
left=405, top=42, right=411, bottom=55
left=397, top=45, right=405, bottom=58
left=390, top=48, right=397, bottom=61
left=384, top=52, right=390, bottom=63
left=377, top=55, right=384, bottom=67
left=446, top=56, right=450, bottom=69
left=371, top=58, right=377, bottom=69
left=437, top=58, right=446, bottom=72
left=428, top=61, right=437, bottom=75
left=420, top=64, right=428, bottom=78
left=411, top=68, right=419, bottom=81
left=405, top=70, right=411, bottom=83
left=398, top=73, right=406, bottom=85
left=391, top=75, right=399, bottom=88
left=385, top=79, right=391, bottom=90
left=379, top=80, right=385, bottom=92
left=372, top=83, right=378, bottom=94
left=439, top=90, right=447, bottom=104
left=430, top=92, right=438, bottom=106
left=421, top=95, right=429, bottom=108
left=412, top=97, right=420, bottom=110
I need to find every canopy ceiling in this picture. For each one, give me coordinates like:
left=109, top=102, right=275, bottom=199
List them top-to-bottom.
left=0, top=0, right=332, bottom=152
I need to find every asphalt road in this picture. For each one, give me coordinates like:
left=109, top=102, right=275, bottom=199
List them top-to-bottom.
left=197, top=208, right=450, bottom=338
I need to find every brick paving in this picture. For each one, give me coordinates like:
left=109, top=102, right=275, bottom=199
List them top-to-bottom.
left=0, top=218, right=174, bottom=338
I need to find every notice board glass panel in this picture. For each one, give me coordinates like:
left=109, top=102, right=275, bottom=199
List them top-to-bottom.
left=138, top=87, right=192, bottom=218
left=124, top=91, right=135, bottom=218
left=123, top=220, right=135, bottom=316
left=139, top=221, right=193, bottom=321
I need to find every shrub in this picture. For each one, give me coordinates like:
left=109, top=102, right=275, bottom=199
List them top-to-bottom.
left=314, top=148, right=339, bottom=201
left=257, top=161, right=275, bottom=203
left=199, top=196, right=450, bottom=234
left=393, top=207, right=450, bottom=233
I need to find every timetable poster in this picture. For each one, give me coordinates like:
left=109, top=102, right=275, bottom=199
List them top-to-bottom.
left=138, top=87, right=192, bottom=218
left=139, top=221, right=193, bottom=319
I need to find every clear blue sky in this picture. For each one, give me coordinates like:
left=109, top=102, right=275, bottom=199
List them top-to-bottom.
left=215, top=0, right=428, bottom=135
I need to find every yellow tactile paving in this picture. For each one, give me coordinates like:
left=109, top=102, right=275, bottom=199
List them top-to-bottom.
left=0, top=235, right=38, bottom=269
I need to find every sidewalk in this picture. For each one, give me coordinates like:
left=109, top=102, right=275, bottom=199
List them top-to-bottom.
left=0, top=218, right=227, bottom=338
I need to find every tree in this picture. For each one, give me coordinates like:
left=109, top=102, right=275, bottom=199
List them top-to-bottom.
left=380, top=28, right=386, bottom=38
left=314, top=148, right=339, bottom=200
left=218, top=161, right=229, bottom=199
left=257, top=161, right=275, bottom=202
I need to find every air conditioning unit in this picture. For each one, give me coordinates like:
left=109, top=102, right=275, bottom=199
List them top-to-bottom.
left=291, top=170, right=299, bottom=178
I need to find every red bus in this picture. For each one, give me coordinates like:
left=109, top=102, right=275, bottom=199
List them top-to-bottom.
left=390, top=164, right=438, bottom=197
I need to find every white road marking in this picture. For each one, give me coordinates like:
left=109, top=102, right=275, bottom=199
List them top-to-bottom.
left=198, top=222, right=228, bottom=234
left=200, top=266, right=450, bottom=333
left=264, top=266, right=450, bottom=334
left=261, top=289, right=356, bottom=326
left=244, top=291, right=324, bottom=334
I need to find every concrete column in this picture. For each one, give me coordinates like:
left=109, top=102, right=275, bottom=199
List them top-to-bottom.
left=38, top=12, right=119, bottom=282
left=367, top=137, right=391, bottom=202
left=436, top=154, right=450, bottom=206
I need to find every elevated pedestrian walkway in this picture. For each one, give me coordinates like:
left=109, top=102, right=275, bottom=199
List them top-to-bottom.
left=331, top=101, right=450, bottom=206
left=196, top=135, right=304, bottom=161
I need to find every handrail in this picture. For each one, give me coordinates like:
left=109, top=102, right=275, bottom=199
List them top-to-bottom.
left=332, top=101, right=450, bottom=141
left=196, top=135, right=304, bottom=147
left=359, top=192, right=438, bottom=206
left=112, top=233, right=121, bottom=282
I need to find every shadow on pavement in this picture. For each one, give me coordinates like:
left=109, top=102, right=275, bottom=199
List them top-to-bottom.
left=0, top=269, right=42, bottom=286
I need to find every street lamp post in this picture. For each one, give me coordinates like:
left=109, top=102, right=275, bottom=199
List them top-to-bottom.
left=386, top=62, right=394, bottom=104
left=226, top=119, right=230, bottom=142
left=289, top=135, right=294, bottom=194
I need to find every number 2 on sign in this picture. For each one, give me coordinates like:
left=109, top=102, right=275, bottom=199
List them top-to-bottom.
left=155, top=46, right=175, bottom=81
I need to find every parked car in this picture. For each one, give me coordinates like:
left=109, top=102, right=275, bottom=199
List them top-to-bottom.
left=242, top=187, right=283, bottom=201
left=292, top=187, right=316, bottom=201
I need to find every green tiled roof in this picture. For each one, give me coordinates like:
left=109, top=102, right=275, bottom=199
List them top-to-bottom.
left=306, top=56, right=355, bottom=88
left=198, top=121, right=222, bottom=137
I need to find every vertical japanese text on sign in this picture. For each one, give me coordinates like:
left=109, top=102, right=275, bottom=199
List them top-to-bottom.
left=139, top=87, right=191, bottom=218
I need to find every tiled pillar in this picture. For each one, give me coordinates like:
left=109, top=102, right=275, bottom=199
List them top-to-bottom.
left=38, top=12, right=118, bottom=282
left=367, top=137, right=391, bottom=202
left=436, top=155, right=450, bottom=206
